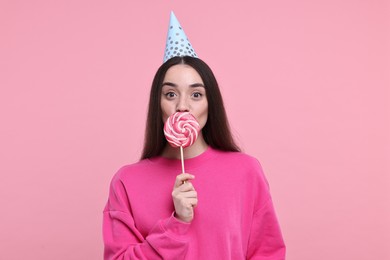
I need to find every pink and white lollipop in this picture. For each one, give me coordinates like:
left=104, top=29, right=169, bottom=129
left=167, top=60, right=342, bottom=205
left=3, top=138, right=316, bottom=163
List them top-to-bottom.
left=164, top=112, right=200, bottom=173
left=164, top=112, right=200, bottom=148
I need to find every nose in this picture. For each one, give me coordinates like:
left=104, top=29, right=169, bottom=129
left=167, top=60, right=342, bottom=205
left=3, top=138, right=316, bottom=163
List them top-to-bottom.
left=176, top=96, right=189, bottom=112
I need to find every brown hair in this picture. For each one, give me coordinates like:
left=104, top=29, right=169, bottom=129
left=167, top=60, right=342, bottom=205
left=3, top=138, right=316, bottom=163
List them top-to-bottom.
left=141, top=56, right=240, bottom=159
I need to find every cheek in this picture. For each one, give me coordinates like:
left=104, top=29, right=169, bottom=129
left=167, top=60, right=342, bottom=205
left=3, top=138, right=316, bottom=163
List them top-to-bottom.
left=160, top=101, right=170, bottom=123
left=198, top=105, right=208, bottom=128
left=161, top=110, right=170, bottom=124
left=162, top=115, right=168, bottom=124
left=200, top=115, right=208, bottom=128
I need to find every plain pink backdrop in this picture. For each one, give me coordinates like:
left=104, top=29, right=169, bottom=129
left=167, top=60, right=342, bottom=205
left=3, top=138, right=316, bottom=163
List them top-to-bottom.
left=1, top=0, right=389, bottom=259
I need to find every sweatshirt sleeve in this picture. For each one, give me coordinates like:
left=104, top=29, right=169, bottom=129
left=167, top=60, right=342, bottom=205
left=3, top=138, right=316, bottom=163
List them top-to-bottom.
left=245, top=158, right=286, bottom=260
left=103, top=173, right=190, bottom=260
left=246, top=197, right=286, bottom=260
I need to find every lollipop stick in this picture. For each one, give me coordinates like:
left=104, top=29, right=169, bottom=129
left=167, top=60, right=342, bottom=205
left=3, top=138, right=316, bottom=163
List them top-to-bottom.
left=180, top=145, right=185, bottom=173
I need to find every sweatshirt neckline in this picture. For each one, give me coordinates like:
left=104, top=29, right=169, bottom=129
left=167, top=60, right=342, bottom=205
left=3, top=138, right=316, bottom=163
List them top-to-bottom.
left=148, top=146, right=219, bottom=170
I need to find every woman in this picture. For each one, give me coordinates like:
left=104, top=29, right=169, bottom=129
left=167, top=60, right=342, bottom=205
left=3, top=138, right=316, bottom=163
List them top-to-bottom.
left=103, top=56, right=286, bottom=259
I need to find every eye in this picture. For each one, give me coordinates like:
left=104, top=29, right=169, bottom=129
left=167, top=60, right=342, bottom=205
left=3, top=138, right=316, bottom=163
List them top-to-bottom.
left=164, top=92, right=177, bottom=99
left=192, top=92, right=203, bottom=99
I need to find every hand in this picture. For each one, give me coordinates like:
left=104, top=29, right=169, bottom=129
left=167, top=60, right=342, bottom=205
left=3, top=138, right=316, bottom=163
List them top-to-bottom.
left=172, top=173, right=198, bottom=223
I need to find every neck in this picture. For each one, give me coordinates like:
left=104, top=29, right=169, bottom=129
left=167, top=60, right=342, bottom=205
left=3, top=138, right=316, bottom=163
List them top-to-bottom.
left=162, top=134, right=208, bottom=159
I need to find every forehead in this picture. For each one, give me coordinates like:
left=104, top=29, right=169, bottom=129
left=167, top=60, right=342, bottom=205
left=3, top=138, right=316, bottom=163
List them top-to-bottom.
left=163, top=64, right=203, bottom=84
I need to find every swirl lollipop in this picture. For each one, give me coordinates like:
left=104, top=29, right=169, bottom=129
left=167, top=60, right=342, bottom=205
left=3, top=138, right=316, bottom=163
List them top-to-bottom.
left=164, top=112, right=200, bottom=173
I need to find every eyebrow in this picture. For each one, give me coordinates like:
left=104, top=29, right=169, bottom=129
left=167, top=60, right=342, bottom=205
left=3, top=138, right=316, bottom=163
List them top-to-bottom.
left=162, top=82, right=205, bottom=88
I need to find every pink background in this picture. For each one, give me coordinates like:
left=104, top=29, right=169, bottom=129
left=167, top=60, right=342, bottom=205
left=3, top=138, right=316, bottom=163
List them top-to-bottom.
left=1, top=0, right=389, bottom=259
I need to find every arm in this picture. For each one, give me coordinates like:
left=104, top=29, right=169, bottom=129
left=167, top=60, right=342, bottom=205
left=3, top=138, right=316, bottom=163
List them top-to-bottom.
left=103, top=175, right=191, bottom=260
left=246, top=197, right=286, bottom=260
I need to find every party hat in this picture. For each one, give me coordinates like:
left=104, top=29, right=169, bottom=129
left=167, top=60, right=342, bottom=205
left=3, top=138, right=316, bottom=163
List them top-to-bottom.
left=163, top=11, right=198, bottom=63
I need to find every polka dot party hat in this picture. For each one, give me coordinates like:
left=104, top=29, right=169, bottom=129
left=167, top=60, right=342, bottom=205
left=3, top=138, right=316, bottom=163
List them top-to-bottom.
left=163, top=11, right=198, bottom=63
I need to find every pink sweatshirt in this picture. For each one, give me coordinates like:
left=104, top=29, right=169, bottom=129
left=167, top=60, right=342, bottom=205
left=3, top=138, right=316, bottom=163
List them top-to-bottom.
left=103, top=147, right=285, bottom=259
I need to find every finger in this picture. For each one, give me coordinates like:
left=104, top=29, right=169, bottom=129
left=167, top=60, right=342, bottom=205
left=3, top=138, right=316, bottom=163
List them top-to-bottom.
left=174, top=173, right=195, bottom=187
left=177, top=182, right=196, bottom=192
left=172, top=188, right=197, bottom=201
left=178, top=190, right=197, bottom=198
left=179, top=198, right=198, bottom=209
left=188, top=198, right=198, bottom=207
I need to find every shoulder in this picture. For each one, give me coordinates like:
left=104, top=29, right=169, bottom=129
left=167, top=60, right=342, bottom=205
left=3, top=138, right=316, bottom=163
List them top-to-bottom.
left=213, top=149, right=263, bottom=171
left=214, top=149, right=269, bottom=184
left=110, top=159, right=153, bottom=184
left=105, top=160, right=153, bottom=212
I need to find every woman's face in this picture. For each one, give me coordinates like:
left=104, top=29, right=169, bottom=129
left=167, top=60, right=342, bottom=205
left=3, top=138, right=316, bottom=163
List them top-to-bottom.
left=161, top=64, right=208, bottom=130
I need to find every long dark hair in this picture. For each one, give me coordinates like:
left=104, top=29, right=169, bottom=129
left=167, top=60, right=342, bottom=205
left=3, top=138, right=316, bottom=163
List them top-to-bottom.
left=141, top=56, right=240, bottom=159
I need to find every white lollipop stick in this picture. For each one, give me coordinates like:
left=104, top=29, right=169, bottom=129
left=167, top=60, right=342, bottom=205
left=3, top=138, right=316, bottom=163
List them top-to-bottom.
left=180, top=146, right=185, bottom=174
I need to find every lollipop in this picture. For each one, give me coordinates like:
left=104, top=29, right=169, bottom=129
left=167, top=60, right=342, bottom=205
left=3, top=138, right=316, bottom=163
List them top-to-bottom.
left=164, top=112, right=200, bottom=173
left=164, top=112, right=200, bottom=148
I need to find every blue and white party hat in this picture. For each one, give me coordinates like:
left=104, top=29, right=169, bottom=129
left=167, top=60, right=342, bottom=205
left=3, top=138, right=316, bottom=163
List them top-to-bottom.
left=163, top=11, right=198, bottom=63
